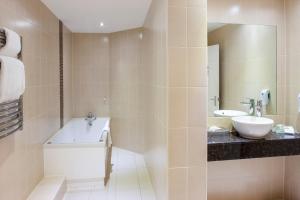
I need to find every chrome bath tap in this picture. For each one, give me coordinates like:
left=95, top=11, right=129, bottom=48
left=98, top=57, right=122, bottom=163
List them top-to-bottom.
left=85, top=112, right=96, bottom=126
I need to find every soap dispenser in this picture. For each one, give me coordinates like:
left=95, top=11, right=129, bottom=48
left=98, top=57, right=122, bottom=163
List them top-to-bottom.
left=260, top=89, right=270, bottom=106
left=260, top=89, right=270, bottom=114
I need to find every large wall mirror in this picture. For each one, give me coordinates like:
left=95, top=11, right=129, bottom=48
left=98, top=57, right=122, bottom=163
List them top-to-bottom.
left=208, top=23, right=277, bottom=117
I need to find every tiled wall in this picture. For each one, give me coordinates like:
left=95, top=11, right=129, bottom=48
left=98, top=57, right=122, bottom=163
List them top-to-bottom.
left=0, top=0, right=60, bottom=199
left=142, top=0, right=168, bottom=199
left=168, top=0, right=208, bottom=199
left=207, top=0, right=286, bottom=199
left=284, top=0, right=300, bottom=199
left=208, top=24, right=277, bottom=115
left=63, top=25, right=73, bottom=124
left=109, top=28, right=145, bottom=153
left=72, top=29, right=146, bottom=154
left=72, top=33, right=110, bottom=117
left=208, top=158, right=285, bottom=200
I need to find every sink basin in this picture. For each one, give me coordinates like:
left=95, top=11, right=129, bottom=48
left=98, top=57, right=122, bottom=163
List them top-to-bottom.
left=214, top=110, right=248, bottom=117
left=232, top=116, right=274, bottom=139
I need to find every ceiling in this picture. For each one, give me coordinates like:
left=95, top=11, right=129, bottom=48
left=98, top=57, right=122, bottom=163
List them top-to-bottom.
left=41, top=0, right=152, bottom=33
left=208, top=23, right=226, bottom=33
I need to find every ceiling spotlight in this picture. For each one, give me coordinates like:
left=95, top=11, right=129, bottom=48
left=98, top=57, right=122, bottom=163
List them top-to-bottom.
left=100, top=22, right=104, bottom=27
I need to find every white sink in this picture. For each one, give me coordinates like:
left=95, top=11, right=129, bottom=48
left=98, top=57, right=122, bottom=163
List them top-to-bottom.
left=214, top=110, right=248, bottom=117
left=232, top=116, right=274, bottom=139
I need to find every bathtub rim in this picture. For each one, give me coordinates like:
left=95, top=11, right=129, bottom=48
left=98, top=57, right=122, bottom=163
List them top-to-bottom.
left=44, top=117, right=110, bottom=148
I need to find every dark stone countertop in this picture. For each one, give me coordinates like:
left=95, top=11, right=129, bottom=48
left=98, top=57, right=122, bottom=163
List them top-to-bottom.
left=208, top=131, right=300, bottom=161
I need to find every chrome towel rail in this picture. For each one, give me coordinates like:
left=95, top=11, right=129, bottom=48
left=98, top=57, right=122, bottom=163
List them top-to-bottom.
left=0, top=27, right=24, bottom=139
left=0, top=29, right=5, bottom=48
left=0, top=97, right=23, bottom=139
left=0, top=99, right=23, bottom=139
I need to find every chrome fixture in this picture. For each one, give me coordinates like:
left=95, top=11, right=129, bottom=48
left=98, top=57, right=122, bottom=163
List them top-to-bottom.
left=0, top=28, right=23, bottom=139
left=210, top=96, right=219, bottom=107
left=0, top=98, right=23, bottom=139
left=240, top=98, right=255, bottom=116
left=256, top=100, right=263, bottom=117
left=85, top=112, right=96, bottom=126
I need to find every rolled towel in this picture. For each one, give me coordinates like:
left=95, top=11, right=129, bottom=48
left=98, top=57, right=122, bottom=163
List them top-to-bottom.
left=0, top=27, right=21, bottom=58
left=0, top=56, right=25, bottom=103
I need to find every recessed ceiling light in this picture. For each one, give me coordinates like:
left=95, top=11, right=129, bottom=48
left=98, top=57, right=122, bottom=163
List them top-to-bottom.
left=100, top=22, right=104, bottom=27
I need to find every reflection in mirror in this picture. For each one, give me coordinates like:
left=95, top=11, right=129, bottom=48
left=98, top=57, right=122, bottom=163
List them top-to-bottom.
left=207, top=23, right=277, bottom=117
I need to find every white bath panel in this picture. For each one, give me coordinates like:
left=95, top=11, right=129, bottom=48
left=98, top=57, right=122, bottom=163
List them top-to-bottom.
left=44, top=118, right=112, bottom=192
left=63, top=147, right=156, bottom=200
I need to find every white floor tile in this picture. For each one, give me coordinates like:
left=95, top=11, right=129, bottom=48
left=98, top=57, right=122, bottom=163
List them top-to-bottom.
left=63, top=147, right=156, bottom=200
left=89, top=189, right=107, bottom=200
left=64, top=191, right=90, bottom=200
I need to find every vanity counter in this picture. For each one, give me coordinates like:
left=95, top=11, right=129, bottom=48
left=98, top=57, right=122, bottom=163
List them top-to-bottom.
left=208, top=131, right=300, bottom=161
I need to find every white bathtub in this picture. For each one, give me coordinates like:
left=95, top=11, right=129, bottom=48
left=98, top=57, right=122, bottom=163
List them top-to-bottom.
left=43, top=118, right=112, bottom=190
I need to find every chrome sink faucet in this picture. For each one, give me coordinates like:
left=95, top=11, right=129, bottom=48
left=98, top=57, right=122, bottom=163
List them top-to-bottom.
left=240, top=98, right=255, bottom=116
left=256, top=100, right=263, bottom=117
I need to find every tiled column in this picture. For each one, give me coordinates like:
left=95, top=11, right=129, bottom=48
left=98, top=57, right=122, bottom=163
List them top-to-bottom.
left=168, top=0, right=208, bottom=199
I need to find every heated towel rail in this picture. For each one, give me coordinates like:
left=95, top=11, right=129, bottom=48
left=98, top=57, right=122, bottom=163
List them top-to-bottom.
left=0, top=28, right=24, bottom=139
left=0, top=29, right=5, bottom=48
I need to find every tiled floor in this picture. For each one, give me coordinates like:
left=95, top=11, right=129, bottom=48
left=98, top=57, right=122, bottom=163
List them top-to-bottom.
left=63, top=147, right=156, bottom=200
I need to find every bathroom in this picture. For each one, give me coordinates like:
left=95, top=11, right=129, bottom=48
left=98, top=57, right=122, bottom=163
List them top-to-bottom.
left=0, top=0, right=300, bottom=200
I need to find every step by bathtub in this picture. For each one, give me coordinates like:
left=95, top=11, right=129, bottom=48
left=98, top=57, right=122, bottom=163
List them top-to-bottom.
left=43, top=118, right=112, bottom=190
left=26, top=176, right=66, bottom=200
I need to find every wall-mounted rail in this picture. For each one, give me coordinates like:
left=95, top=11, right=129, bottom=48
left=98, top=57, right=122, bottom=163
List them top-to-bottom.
left=0, top=28, right=24, bottom=139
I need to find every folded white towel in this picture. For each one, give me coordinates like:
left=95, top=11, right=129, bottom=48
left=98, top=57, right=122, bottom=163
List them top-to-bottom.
left=0, top=27, right=21, bottom=58
left=0, top=56, right=25, bottom=103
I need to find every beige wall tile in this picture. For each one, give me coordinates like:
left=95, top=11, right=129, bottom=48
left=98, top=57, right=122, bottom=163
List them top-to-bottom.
left=143, top=0, right=168, bottom=200
left=168, top=0, right=207, bottom=200
left=169, top=0, right=187, bottom=6
left=187, top=0, right=207, bottom=7
left=285, top=0, right=300, bottom=199
left=0, top=1, right=60, bottom=199
left=168, top=6, right=187, bottom=47
left=187, top=7, right=207, bottom=47
left=109, top=28, right=144, bottom=153
left=72, top=33, right=110, bottom=118
left=169, top=47, right=188, bottom=87
left=188, top=47, right=208, bottom=87
left=188, top=87, right=207, bottom=127
left=169, top=88, right=188, bottom=128
left=188, top=127, right=207, bottom=166
left=169, top=128, right=188, bottom=167
left=285, top=156, right=300, bottom=200
left=208, top=157, right=285, bottom=200
left=188, top=166, right=207, bottom=200
left=169, top=168, right=188, bottom=200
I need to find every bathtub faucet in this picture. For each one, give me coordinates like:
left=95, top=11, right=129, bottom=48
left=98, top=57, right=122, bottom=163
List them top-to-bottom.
left=85, top=112, right=96, bottom=126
